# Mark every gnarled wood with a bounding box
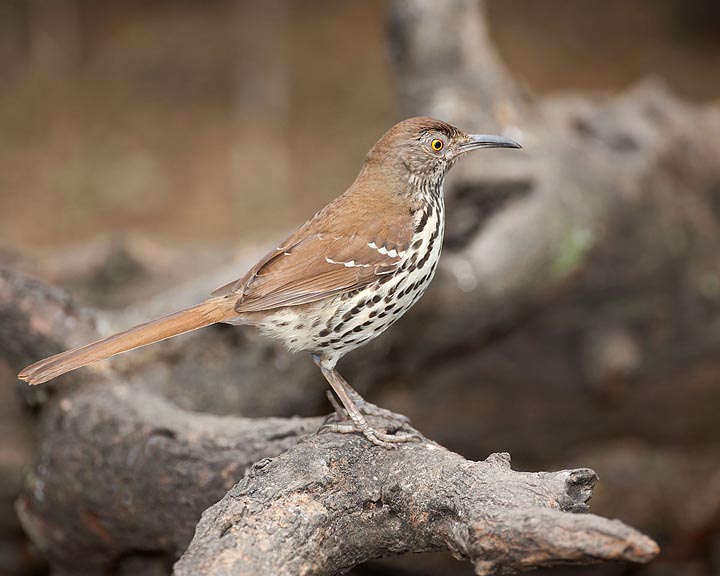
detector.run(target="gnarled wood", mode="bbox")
[0,268,657,575]
[176,438,657,576]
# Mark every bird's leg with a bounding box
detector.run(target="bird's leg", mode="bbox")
[316,364,418,449]
[340,380,411,424]
[324,390,347,420]
[313,355,410,424]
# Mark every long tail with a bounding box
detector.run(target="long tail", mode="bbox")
[18,297,237,385]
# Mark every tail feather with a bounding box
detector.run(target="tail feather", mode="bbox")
[18,297,237,385]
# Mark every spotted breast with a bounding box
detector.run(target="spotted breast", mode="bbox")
[254,184,445,370]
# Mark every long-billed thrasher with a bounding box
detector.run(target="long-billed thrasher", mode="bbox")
[19,117,521,448]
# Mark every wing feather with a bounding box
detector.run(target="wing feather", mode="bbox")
[228,234,405,313]
[211,186,417,311]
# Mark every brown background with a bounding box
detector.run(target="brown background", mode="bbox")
[1,0,719,255]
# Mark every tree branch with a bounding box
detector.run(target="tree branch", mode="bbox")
[1,267,658,574]
[387,0,524,127]
[15,385,322,574]
[175,437,657,576]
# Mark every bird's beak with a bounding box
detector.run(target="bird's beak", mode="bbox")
[460,134,522,152]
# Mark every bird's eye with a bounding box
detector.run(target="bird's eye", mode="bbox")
[431,139,444,151]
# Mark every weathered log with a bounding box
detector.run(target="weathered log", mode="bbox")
[15,385,322,574]
[175,437,657,576]
[0,268,658,575]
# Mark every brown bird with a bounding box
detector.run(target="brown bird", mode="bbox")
[19,117,520,448]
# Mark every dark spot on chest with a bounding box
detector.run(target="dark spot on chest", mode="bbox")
[415,208,431,233]
[416,243,434,269]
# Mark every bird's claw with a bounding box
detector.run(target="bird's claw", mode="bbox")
[324,390,411,424]
[353,401,412,424]
[318,420,421,449]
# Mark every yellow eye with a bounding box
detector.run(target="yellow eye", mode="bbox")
[431,138,444,151]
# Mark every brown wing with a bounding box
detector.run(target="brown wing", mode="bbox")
[211,162,418,311]
[223,233,403,313]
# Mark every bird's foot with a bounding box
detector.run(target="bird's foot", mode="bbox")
[324,391,411,424]
[320,420,420,449]
[318,409,421,449]
[353,399,412,424]
[316,364,418,448]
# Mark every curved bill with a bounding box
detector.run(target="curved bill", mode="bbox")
[461,134,522,151]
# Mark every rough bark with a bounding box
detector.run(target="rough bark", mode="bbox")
[0,268,657,575]
[176,441,656,576]
[15,384,321,574]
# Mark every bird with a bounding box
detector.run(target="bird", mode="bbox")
[18,117,521,448]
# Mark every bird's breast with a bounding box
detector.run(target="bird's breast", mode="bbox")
[306,192,445,362]
[249,189,446,368]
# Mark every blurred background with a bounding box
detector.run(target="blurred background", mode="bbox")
[1,0,719,254]
[1,0,720,575]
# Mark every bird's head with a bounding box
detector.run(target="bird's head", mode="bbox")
[366,116,521,181]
